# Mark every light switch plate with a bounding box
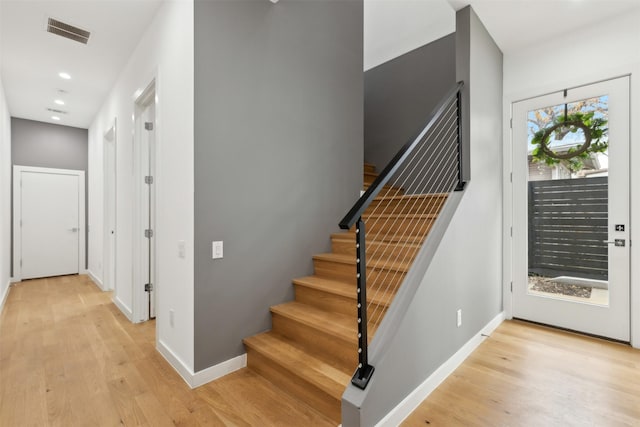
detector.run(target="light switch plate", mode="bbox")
[212,241,223,259]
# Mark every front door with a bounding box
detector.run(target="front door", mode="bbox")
[512,77,630,341]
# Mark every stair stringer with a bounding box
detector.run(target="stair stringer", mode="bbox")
[341,188,466,426]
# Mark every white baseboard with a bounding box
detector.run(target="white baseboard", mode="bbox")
[86,270,105,291]
[376,311,505,427]
[112,295,134,322]
[157,339,246,389]
[0,280,11,315]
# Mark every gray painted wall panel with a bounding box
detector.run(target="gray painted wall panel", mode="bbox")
[11,118,88,271]
[364,34,455,169]
[343,7,503,425]
[193,0,363,371]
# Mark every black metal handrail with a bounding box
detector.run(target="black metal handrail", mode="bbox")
[340,81,466,390]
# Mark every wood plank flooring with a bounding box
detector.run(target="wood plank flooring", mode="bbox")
[403,320,640,426]
[0,275,334,426]
[3,275,640,426]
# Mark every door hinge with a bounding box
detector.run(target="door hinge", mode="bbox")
[145,176,154,184]
[144,229,153,238]
[20,259,22,267]
[510,226,513,237]
[510,172,513,183]
[510,118,513,129]
[145,122,154,131]
[145,283,153,292]
[510,282,513,292]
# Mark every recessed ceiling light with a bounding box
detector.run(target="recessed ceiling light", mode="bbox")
[51,116,61,121]
[58,72,71,80]
[54,99,65,105]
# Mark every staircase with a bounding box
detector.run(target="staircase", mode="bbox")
[243,163,447,424]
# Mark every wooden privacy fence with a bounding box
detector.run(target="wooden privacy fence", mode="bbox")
[528,177,608,280]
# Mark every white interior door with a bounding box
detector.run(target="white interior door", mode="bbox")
[143,101,156,319]
[512,77,630,341]
[15,167,85,280]
[104,123,117,291]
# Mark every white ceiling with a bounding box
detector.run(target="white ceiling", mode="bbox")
[365,0,640,71]
[0,0,163,129]
[2,1,639,128]
[448,0,640,53]
[364,0,455,70]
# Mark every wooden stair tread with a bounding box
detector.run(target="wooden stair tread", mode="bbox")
[271,302,356,343]
[331,232,425,245]
[243,332,351,400]
[363,213,438,220]
[364,163,376,173]
[373,193,448,202]
[313,252,411,272]
[293,275,394,307]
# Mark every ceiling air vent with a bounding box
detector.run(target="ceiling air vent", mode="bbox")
[47,108,68,115]
[46,18,90,45]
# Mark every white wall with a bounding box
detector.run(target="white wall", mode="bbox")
[503,9,640,346]
[0,77,11,309]
[88,0,194,371]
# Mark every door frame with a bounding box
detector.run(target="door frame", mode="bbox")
[103,120,117,291]
[503,67,640,348]
[132,79,157,323]
[12,165,86,282]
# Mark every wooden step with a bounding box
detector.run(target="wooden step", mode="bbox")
[331,233,422,262]
[364,183,404,197]
[358,213,437,237]
[364,171,378,185]
[270,302,357,371]
[335,231,427,246]
[293,275,393,318]
[313,252,409,289]
[243,332,350,423]
[366,193,448,216]
[364,163,376,174]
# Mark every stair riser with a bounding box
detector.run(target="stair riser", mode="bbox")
[365,197,446,216]
[364,174,377,185]
[332,238,420,261]
[294,284,389,320]
[246,349,341,423]
[364,186,404,197]
[354,219,434,237]
[313,259,405,289]
[364,164,376,174]
[271,313,356,371]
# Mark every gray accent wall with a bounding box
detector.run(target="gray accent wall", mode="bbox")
[364,34,455,170]
[11,118,89,270]
[193,0,363,371]
[343,6,503,425]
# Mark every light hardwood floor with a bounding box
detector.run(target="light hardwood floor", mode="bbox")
[403,319,640,426]
[3,275,640,426]
[0,275,334,426]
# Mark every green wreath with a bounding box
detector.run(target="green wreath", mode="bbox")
[530,111,608,173]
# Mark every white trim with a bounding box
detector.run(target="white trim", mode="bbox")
[502,96,514,320]
[0,281,10,315]
[12,165,86,282]
[86,270,105,291]
[112,295,134,322]
[375,311,505,427]
[157,340,247,389]
[132,79,157,323]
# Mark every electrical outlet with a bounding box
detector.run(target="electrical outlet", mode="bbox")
[457,309,462,327]
[169,309,175,328]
